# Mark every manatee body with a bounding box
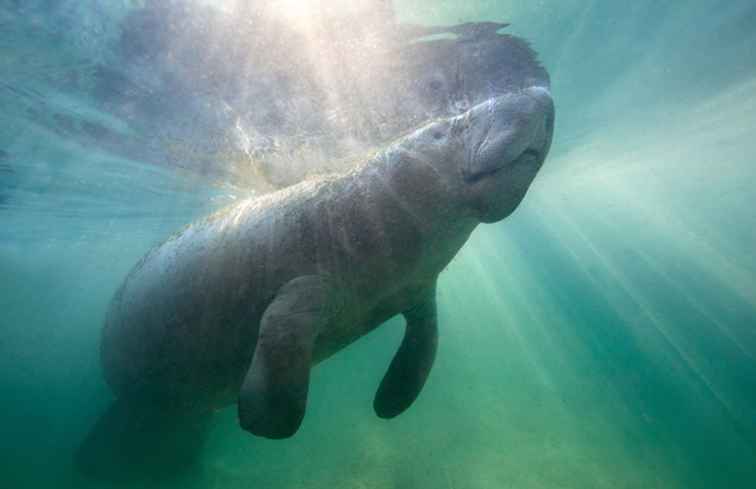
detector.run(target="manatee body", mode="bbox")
[93,86,554,447]
[80,86,553,475]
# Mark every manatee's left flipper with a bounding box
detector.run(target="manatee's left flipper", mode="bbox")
[374,286,438,419]
[239,275,331,439]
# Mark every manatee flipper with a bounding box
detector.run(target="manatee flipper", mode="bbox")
[374,286,438,419]
[238,275,331,439]
[75,397,212,480]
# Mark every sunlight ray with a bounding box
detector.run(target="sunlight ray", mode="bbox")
[544,201,745,433]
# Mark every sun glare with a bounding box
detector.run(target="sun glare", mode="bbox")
[213,0,384,26]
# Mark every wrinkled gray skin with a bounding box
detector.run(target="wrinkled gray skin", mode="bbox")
[97,1,549,188]
[100,86,554,440]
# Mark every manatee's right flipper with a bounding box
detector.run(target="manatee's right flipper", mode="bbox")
[75,398,212,481]
[238,275,331,439]
[374,286,438,418]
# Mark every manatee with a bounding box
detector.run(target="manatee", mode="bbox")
[77,83,554,475]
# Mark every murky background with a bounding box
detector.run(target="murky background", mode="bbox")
[2,1,755,488]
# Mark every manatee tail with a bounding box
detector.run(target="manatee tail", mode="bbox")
[75,398,213,481]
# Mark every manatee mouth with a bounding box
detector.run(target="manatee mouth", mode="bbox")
[464,147,541,183]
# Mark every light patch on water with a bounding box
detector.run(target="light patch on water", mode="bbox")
[538,74,756,312]
[212,0,392,24]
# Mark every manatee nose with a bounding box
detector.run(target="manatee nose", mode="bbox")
[464,87,554,181]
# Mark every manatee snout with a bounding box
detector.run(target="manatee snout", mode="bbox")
[463,86,554,182]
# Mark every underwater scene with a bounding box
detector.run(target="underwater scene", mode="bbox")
[1,1,755,488]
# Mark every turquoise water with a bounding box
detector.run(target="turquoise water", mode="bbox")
[2,1,756,488]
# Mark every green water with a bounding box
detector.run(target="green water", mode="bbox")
[2,1,756,488]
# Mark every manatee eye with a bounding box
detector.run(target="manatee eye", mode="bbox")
[433,131,444,140]
[429,80,443,91]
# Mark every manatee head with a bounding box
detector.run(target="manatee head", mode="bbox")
[395,85,554,223]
